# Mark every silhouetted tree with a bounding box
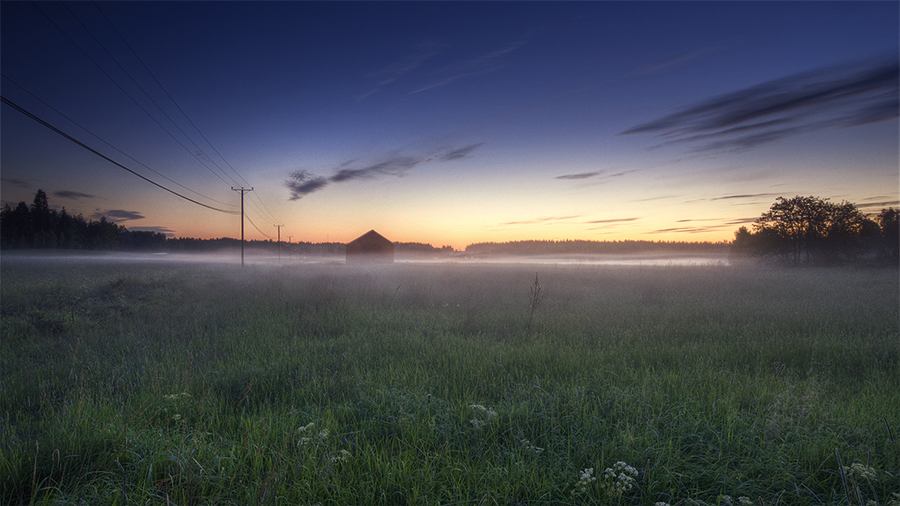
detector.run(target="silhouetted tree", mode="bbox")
[0,201,32,247]
[733,196,892,266]
[1,189,165,251]
[876,207,899,263]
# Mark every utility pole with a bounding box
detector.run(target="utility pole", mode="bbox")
[274,224,284,261]
[231,187,253,266]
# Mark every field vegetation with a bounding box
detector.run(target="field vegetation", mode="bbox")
[1,254,898,505]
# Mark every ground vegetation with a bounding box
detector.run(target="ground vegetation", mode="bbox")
[1,257,897,505]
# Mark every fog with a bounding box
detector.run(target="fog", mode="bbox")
[0,250,730,267]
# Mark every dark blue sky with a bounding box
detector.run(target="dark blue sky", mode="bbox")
[2,1,897,247]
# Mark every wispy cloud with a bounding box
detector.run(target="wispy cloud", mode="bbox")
[621,56,899,153]
[361,41,444,99]
[625,42,725,79]
[437,143,484,161]
[502,215,581,226]
[286,142,485,200]
[0,177,30,189]
[92,209,145,222]
[410,40,525,94]
[126,225,175,236]
[54,190,96,200]
[710,193,782,201]
[555,171,601,180]
[584,217,640,224]
[555,169,637,181]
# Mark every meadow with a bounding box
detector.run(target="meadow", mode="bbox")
[1,253,898,505]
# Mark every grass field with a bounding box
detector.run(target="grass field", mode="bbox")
[1,254,898,505]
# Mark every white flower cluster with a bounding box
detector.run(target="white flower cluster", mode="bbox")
[600,461,639,496]
[469,404,497,427]
[572,467,597,494]
[297,422,329,445]
[655,502,671,506]
[845,462,878,482]
[163,392,191,401]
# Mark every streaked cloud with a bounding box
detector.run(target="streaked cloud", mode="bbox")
[126,225,175,235]
[410,40,525,94]
[710,193,782,201]
[92,209,145,222]
[555,171,601,180]
[286,142,485,200]
[54,190,96,200]
[437,143,484,161]
[0,177,29,189]
[625,42,724,78]
[621,56,899,153]
[361,41,444,99]
[584,217,640,224]
[502,215,581,226]
[555,170,637,181]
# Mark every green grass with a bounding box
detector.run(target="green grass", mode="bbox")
[1,255,898,505]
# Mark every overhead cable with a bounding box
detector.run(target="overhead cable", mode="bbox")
[1,73,237,209]
[1,96,240,216]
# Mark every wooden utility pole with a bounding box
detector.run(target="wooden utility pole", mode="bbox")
[274,224,284,261]
[231,187,253,266]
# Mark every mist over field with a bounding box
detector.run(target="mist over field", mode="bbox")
[1,252,897,505]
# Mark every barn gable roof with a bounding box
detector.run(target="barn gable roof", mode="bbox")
[346,229,394,263]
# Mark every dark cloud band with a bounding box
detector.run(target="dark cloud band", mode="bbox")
[621,56,899,153]
[286,143,485,200]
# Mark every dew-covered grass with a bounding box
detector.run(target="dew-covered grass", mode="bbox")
[1,254,897,505]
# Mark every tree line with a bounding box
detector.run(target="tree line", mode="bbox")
[0,190,166,251]
[731,196,898,266]
[3,190,897,265]
[464,239,730,256]
[0,190,454,255]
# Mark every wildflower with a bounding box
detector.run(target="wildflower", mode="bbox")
[163,392,191,401]
[521,439,543,454]
[845,462,878,482]
[655,503,671,506]
[572,467,596,494]
[469,404,496,427]
[600,461,638,496]
[297,422,328,446]
[738,497,753,506]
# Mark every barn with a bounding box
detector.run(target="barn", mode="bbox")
[346,230,394,264]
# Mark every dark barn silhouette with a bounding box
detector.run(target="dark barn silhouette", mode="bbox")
[346,230,394,264]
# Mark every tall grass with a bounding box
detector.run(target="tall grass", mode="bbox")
[1,255,898,505]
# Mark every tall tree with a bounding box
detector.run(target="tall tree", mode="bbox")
[749,196,870,265]
[876,207,899,262]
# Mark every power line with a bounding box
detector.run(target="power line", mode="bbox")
[245,213,274,240]
[1,73,237,209]
[29,1,236,186]
[24,1,285,231]
[1,95,240,216]
[91,1,284,227]
[92,1,250,188]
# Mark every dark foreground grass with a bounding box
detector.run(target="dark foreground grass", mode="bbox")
[1,254,898,505]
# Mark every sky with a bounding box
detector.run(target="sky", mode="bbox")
[1,1,898,250]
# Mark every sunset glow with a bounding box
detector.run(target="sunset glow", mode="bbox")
[2,2,897,250]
